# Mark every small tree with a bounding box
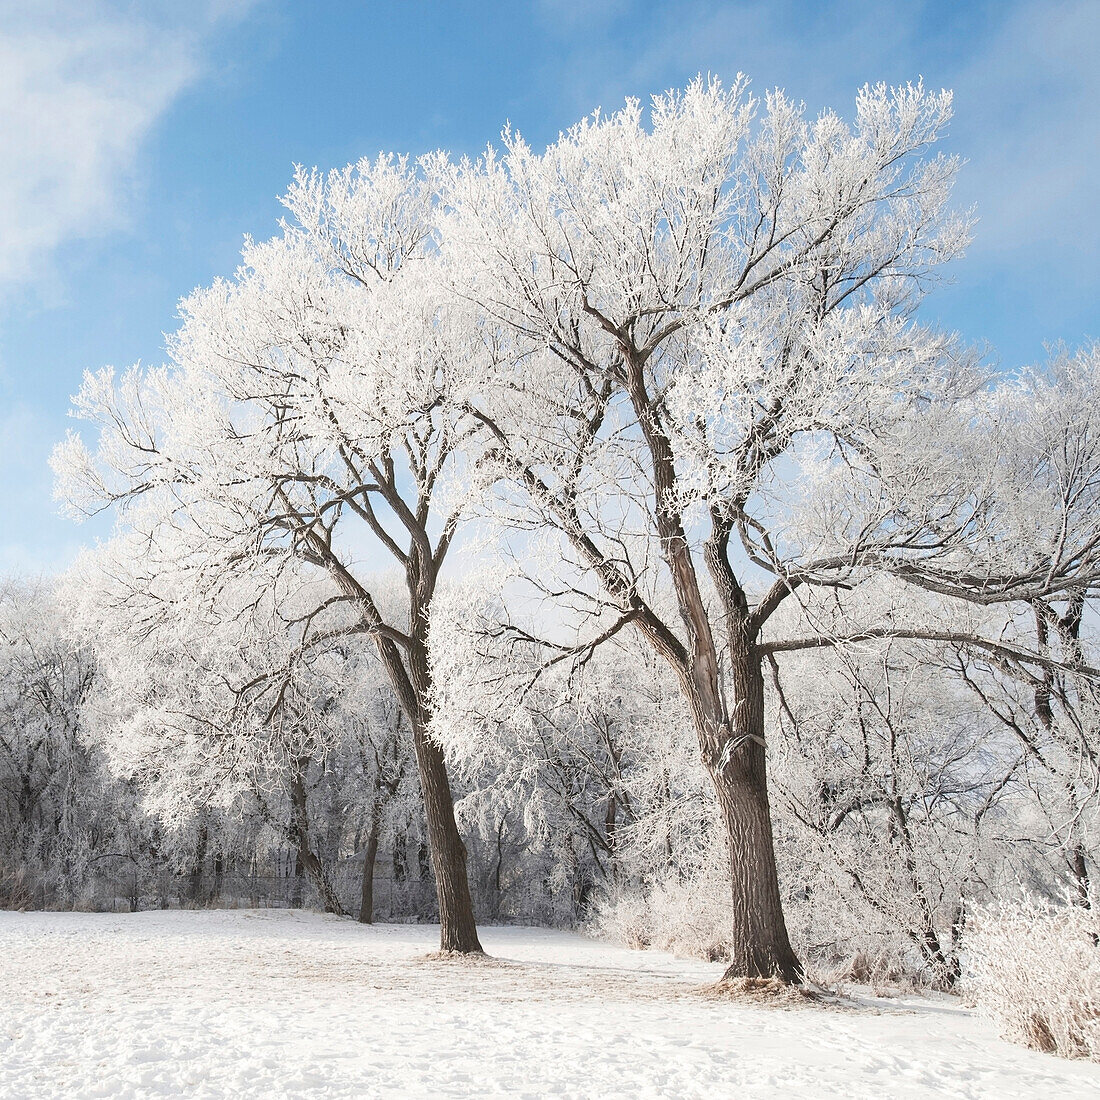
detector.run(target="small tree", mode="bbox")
[768,629,1020,988]
[54,156,493,951]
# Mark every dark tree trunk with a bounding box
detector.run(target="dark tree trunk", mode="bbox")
[288,761,346,917]
[617,348,800,983]
[918,926,960,990]
[706,647,801,983]
[1071,844,1092,908]
[359,824,381,924]
[492,813,507,916]
[311,487,481,952]
[604,793,618,855]
[187,821,208,906]
[377,607,482,953]
[410,724,483,952]
[210,850,224,905]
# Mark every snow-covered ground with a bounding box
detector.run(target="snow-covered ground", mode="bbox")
[1,910,1096,1099]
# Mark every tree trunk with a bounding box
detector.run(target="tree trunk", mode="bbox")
[391,610,483,953]
[290,850,304,908]
[619,353,799,982]
[492,812,507,918]
[211,850,224,905]
[334,544,483,952]
[187,820,207,905]
[709,755,801,981]
[410,724,483,953]
[288,761,346,917]
[319,519,482,951]
[705,646,801,983]
[359,823,381,924]
[1071,844,1092,908]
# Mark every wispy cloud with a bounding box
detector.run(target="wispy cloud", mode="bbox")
[950,0,1100,262]
[0,0,254,290]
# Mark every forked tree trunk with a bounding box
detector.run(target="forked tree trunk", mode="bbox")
[317,510,482,952]
[289,762,346,917]
[623,350,800,983]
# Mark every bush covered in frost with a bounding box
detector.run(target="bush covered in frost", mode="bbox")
[966,893,1100,1060]
[588,864,734,962]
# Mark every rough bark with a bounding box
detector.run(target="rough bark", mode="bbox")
[295,484,481,951]
[707,646,802,983]
[382,583,482,954]
[411,724,483,952]
[618,347,801,982]
[393,832,408,883]
[323,527,482,952]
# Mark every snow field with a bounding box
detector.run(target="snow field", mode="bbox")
[1,909,1097,1099]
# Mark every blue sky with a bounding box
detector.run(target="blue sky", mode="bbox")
[1,0,1097,573]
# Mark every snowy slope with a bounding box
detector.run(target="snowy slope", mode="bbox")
[0,909,1096,1099]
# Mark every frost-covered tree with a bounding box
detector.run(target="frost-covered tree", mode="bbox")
[947,603,1100,907]
[936,347,1100,906]
[442,79,1100,981]
[768,637,1021,988]
[434,583,733,940]
[53,156,495,951]
[0,579,101,905]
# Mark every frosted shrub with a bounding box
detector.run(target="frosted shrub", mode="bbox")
[782,893,928,992]
[0,866,35,910]
[590,864,734,962]
[966,893,1100,1059]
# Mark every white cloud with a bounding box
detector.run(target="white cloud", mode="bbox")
[0,0,253,289]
